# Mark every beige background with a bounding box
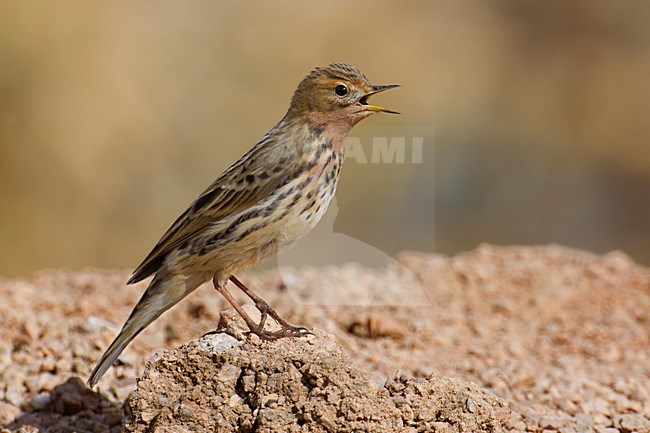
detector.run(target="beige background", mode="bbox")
[1,1,649,276]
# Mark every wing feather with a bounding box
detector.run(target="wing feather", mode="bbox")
[128,137,299,284]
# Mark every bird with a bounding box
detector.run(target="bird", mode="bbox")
[87,63,399,388]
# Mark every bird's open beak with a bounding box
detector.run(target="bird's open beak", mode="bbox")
[358,84,400,114]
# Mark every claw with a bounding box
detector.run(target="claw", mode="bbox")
[248,325,312,341]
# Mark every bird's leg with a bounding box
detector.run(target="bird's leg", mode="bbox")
[212,276,264,334]
[229,275,311,339]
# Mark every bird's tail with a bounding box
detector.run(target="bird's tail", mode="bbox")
[87,272,208,388]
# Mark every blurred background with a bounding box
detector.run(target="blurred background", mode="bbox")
[1,1,649,277]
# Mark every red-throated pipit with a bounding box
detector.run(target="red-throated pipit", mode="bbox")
[87,63,399,387]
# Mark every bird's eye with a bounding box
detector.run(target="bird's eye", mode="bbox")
[334,84,348,96]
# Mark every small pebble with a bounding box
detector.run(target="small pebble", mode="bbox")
[30,392,52,410]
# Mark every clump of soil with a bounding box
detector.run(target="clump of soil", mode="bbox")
[126,330,510,432]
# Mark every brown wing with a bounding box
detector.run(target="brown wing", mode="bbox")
[128,139,298,284]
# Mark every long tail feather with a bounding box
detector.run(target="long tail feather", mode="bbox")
[87,272,207,388]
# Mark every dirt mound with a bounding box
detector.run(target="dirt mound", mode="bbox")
[126,330,509,432]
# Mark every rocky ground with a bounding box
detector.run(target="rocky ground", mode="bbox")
[0,245,649,432]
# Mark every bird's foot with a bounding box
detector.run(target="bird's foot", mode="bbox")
[247,300,312,340]
[247,324,312,340]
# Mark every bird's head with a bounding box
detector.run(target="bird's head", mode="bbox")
[288,63,399,131]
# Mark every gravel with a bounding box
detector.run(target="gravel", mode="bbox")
[0,245,648,432]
